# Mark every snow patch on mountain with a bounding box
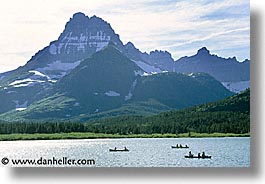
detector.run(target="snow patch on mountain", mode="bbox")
[186,72,196,78]
[88,31,111,41]
[48,79,57,83]
[134,70,143,76]
[222,81,250,93]
[38,60,81,72]
[9,78,45,88]
[14,100,28,111]
[95,41,108,52]
[49,31,111,55]
[142,72,152,76]
[142,71,168,77]
[29,70,50,79]
[105,91,120,97]
[36,60,81,79]
[9,79,34,86]
[15,107,27,111]
[125,79,137,101]
[131,60,162,73]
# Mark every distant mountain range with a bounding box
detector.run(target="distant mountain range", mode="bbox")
[0,12,249,122]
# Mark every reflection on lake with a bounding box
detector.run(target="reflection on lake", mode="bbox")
[0,137,250,167]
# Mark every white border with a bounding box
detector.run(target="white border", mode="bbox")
[0,0,264,183]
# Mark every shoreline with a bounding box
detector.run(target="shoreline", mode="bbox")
[0,132,250,141]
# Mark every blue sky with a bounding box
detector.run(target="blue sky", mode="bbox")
[0,0,250,73]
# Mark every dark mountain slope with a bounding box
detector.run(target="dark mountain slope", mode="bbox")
[132,72,233,109]
[87,89,250,134]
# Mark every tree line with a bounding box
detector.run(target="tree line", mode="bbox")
[0,111,249,135]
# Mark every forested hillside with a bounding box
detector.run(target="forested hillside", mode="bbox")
[85,89,250,134]
[0,89,249,135]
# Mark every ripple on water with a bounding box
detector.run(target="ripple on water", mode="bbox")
[0,137,250,167]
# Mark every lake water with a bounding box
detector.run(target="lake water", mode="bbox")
[0,137,250,167]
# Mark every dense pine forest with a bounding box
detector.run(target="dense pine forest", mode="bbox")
[0,89,250,135]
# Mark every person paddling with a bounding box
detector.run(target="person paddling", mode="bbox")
[189,151,193,157]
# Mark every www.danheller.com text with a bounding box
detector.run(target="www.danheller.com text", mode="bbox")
[1,157,96,166]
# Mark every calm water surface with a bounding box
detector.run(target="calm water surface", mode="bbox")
[0,137,250,167]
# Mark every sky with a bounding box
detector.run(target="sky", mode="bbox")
[0,0,250,73]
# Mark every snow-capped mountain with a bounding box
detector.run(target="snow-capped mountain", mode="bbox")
[0,12,124,114]
[0,45,233,122]
[49,13,124,60]
[0,12,247,121]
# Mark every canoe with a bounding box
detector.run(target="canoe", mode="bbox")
[109,149,129,152]
[171,146,189,149]
[184,155,211,159]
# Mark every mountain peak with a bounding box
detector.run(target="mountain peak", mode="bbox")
[72,12,87,20]
[62,12,90,33]
[125,42,136,49]
[197,47,210,56]
[62,12,116,36]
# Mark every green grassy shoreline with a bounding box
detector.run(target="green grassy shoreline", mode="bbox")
[0,132,250,141]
